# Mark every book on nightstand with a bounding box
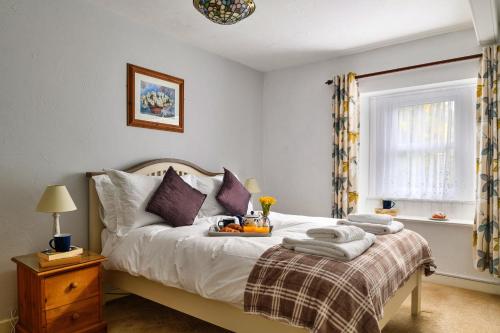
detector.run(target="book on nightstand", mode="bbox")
[37,246,83,261]
[38,255,82,268]
[37,246,84,268]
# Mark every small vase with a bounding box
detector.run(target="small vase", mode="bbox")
[262,214,271,230]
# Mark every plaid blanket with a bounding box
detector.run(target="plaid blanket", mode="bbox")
[244,229,435,333]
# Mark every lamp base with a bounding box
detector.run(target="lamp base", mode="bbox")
[53,212,61,236]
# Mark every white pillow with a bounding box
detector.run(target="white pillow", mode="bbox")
[105,170,163,236]
[247,200,254,214]
[105,169,196,236]
[92,175,118,232]
[193,175,225,217]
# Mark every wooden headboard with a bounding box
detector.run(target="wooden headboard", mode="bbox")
[85,158,222,253]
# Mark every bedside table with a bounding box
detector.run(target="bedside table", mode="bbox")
[12,251,107,333]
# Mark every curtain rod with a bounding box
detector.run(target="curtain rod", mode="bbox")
[324,53,482,85]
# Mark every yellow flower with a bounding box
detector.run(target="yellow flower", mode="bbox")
[259,196,277,206]
[343,100,349,111]
[348,192,359,203]
[476,84,483,98]
[348,72,357,83]
[260,196,277,217]
[348,131,358,144]
[342,161,349,172]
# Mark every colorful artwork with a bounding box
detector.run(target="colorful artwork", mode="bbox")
[140,81,176,118]
[127,64,184,133]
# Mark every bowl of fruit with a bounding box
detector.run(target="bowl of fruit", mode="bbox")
[430,212,448,221]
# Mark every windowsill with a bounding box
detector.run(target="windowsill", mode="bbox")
[395,215,473,227]
[366,197,475,204]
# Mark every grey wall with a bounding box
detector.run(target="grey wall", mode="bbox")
[0,0,497,320]
[261,29,480,216]
[262,29,500,284]
[0,0,263,318]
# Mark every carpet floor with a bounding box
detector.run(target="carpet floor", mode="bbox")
[104,282,500,333]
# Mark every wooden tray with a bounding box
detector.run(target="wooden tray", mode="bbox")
[207,226,272,237]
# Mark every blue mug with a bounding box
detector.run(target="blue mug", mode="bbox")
[382,200,396,209]
[49,233,72,252]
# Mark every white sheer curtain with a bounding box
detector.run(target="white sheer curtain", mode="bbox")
[369,84,475,202]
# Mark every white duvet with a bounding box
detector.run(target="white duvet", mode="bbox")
[102,212,336,307]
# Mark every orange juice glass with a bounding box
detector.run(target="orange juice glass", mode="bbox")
[243,225,257,233]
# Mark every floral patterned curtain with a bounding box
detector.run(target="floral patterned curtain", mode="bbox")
[331,73,359,218]
[474,45,500,277]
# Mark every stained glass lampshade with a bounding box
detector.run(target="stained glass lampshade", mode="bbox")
[193,0,256,25]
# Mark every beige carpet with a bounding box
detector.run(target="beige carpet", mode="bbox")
[104,282,500,333]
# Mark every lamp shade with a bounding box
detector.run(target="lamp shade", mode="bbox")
[36,185,77,213]
[244,178,261,194]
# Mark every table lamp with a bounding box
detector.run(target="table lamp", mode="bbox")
[244,178,261,208]
[36,185,77,236]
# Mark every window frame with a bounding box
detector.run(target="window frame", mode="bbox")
[367,80,476,203]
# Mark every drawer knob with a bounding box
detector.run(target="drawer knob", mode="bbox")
[72,312,80,320]
[69,282,78,289]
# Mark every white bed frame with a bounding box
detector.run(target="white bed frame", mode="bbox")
[86,158,422,332]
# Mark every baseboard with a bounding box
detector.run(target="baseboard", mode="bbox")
[426,272,500,295]
[0,318,14,333]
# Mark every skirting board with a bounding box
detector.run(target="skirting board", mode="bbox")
[426,273,500,295]
[0,318,14,333]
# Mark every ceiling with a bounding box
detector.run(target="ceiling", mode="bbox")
[88,0,474,72]
[469,0,499,45]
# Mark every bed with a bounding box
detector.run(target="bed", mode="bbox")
[86,158,424,333]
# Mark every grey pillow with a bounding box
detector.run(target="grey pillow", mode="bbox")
[146,167,206,227]
[216,168,251,216]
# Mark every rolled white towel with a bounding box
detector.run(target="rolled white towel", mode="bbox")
[282,233,376,261]
[347,213,393,225]
[306,226,365,243]
[338,219,404,235]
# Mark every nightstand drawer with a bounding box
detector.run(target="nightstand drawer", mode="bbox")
[45,296,100,332]
[44,266,99,309]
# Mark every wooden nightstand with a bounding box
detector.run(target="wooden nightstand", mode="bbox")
[12,251,107,333]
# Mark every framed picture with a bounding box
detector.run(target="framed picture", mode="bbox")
[127,63,184,133]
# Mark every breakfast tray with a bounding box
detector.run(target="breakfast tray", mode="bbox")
[207,225,272,237]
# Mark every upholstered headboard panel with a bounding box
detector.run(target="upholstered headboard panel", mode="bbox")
[86,158,222,253]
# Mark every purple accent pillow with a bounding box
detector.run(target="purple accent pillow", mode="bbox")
[146,167,206,227]
[216,168,251,216]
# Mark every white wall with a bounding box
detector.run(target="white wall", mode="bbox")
[0,1,497,321]
[0,0,263,318]
[262,29,480,215]
[262,29,498,284]
[401,221,496,285]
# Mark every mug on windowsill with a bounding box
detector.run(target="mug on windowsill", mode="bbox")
[382,200,396,210]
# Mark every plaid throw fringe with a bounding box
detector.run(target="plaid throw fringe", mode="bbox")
[244,230,435,333]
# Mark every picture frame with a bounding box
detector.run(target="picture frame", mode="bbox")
[127,63,184,133]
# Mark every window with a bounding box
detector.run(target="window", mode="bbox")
[369,82,475,202]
